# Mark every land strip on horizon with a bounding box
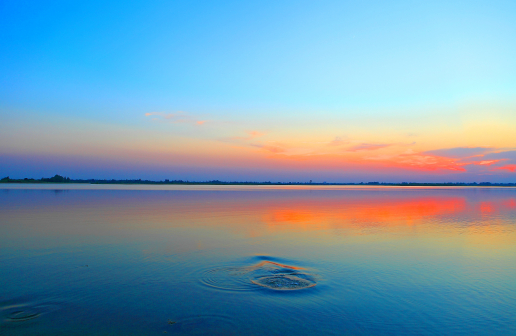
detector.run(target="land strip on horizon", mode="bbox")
[1,175,515,187]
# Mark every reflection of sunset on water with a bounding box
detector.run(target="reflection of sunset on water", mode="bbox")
[508,198,516,208]
[1,187,516,336]
[2,189,515,244]
[480,202,494,214]
[264,197,467,232]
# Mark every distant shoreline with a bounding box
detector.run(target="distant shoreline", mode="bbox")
[1,175,515,187]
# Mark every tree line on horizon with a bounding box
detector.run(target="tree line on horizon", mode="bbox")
[1,174,71,183]
[1,174,515,186]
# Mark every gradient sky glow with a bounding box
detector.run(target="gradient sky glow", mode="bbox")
[1,0,516,182]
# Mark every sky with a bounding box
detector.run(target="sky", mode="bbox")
[1,0,516,182]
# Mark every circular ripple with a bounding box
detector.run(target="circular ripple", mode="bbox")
[1,300,61,325]
[251,274,316,290]
[199,267,256,292]
[200,259,319,292]
[7,310,40,322]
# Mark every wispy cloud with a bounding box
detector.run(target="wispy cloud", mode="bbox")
[395,153,467,171]
[477,160,502,166]
[481,150,516,161]
[328,136,349,146]
[492,164,516,172]
[421,148,516,172]
[423,147,494,158]
[347,143,392,152]
[250,142,315,156]
[219,130,266,143]
[251,143,286,154]
[144,111,207,125]
[363,147,468,172]
[380,147,516,173]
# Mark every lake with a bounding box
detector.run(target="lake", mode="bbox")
[1,185,515,335]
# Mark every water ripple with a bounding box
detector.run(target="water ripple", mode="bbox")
[0,298,61,325]
[199,256,319,292]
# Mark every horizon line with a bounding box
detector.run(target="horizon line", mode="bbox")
[1,175,515,186]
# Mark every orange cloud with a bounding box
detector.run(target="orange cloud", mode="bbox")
[398,156,467,171]
[477,160,501,165]
[363,150,468,172]
[251,143,286,154]
[247,131,265,138]
[492,164,516,172]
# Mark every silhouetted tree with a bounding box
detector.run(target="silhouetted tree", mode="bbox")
[44,174,70,183]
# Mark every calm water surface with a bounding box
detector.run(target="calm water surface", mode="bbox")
[1,185,515,335]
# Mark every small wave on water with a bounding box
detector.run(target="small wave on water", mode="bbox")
[0,298,61,326]
[199,256,318,292]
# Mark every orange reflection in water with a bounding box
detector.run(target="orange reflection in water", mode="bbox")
[508,198,516,208]
[480,202,494,214]
[263,197,467,233]
[2,189,515,243]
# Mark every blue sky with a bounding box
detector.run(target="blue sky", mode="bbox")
[1,0,515,181]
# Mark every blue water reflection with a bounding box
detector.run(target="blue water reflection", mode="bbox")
[1,186,515,335]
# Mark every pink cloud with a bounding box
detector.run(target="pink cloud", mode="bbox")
[492,164,516,172]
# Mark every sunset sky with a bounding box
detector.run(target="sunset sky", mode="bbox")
[1,0,515,182]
